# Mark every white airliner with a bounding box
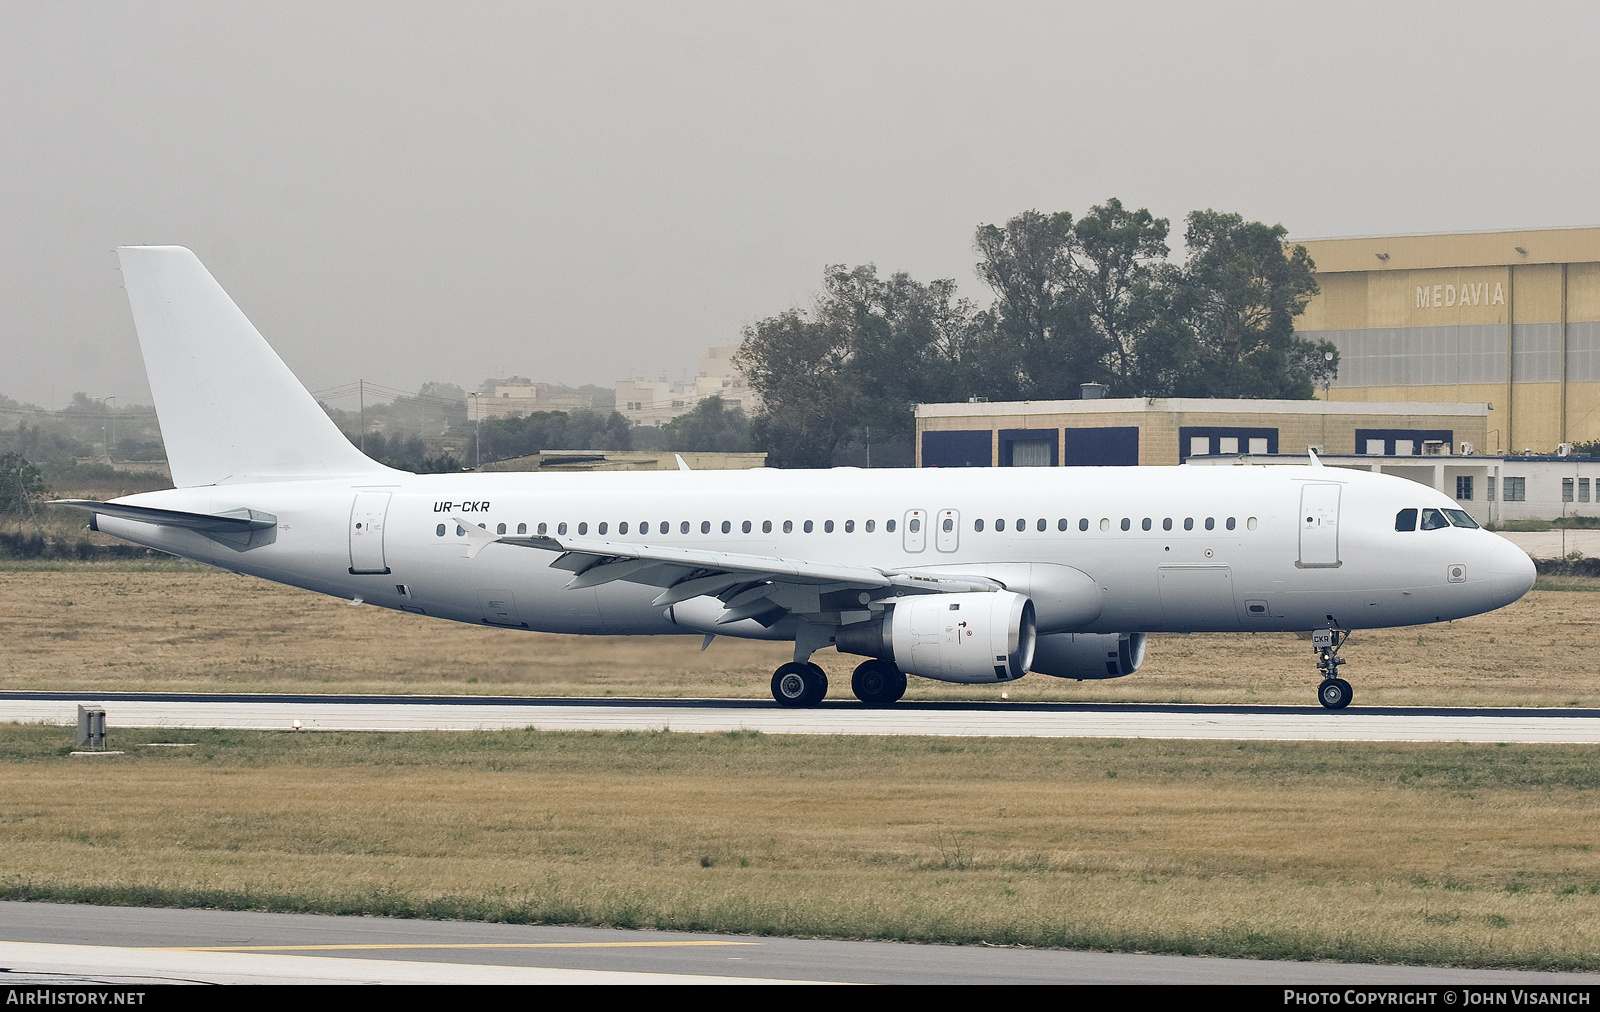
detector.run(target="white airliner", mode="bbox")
[55,247,1536,710]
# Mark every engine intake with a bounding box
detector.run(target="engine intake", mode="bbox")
[835,591,1036,684]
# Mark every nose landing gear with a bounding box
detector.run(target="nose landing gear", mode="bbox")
[1313,621,1352,709]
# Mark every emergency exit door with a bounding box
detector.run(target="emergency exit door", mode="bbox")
[1298,483,1341,568]
[349,492,392,574]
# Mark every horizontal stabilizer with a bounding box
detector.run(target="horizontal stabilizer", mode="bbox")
[51,499,278,532]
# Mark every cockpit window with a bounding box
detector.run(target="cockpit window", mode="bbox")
[1395,508,1417,532]
[1420,507,1450,530]
[1443,508,1480,529]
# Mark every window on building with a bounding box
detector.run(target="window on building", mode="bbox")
[1395,440,1415,456]
[1486,477,1496,501]
[1219,437,1239,454]
[1248,437,1269,454]
[1366,439,1386,455]
[1190,436,1210,457]
[1581,478,1592,503]
[1563,478,1575,503]
[1455,476,1473,501]
[1504,477,1526,502]
[1009,439,1053,466]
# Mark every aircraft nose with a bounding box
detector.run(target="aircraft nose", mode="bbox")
[1488,539,1536,606]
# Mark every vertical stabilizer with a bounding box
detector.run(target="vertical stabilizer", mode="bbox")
[117,246,396,487]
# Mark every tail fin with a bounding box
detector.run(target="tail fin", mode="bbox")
[117,246,396,487]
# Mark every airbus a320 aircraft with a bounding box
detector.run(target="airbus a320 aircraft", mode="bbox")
[56,247,1536,710]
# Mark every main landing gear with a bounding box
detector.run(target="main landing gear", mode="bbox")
[850,659,907,707]
[1313,621,1352,710]
[771,662,828,707]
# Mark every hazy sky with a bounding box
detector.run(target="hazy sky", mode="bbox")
[3,1,1598,408]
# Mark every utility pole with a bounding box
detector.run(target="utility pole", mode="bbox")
[359,379,366,454]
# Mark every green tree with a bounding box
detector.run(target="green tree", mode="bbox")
[736,264,982,467]
[0,453,48,514]
[1162,210,1332,398]
[1072,198,1171,393]
[971,210,1095,398]
[657,396,753,453]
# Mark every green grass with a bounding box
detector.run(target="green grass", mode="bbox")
[5,725,1600,969]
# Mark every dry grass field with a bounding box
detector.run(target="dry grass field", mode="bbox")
[2,725,1599,969]
[1,561,1596,706]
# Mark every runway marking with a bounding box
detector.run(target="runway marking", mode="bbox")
[168,940,761,952]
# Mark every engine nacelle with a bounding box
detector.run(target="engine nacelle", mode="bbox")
[836,591,1036,684]
[1030,632,1147,680]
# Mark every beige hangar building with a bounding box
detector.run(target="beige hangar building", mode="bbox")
[1295,225,1600,454]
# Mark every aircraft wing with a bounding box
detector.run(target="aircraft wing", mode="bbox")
[449,517,1000,624]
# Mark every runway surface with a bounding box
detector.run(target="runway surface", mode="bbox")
[3,902,1598,985]
[6,691,1600,743]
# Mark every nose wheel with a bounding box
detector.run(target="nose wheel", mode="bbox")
[1313,622,1352,709]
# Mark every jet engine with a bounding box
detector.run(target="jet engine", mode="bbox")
[835,591,1036,683]
[1030,632,1147,680]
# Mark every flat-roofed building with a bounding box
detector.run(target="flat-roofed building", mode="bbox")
[1293,226,1600,454]
[916,397,1488,468]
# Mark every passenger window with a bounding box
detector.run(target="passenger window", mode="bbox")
[456,525,465,537]
[1184,518,1193,530]
[943,518,952,533]
[975,519,985,532]
[996,519,1006,532]
[517,523,527,535]
[619,522,629,535]
[1015,518,1024,531]
[722,521,732,534]
[436,524,446,537]
[866,520,875,532]
[742,521,751,533]
[1100,518,1110,531]
[1141,518,1151,531]
[597,522,607,535]
[558,522,568,535]
[496,523,506,535]
[1036,518,1045,532]
[538,522,548,535]
[845,520,855,533]
[1163,518,1172,531]
[909,519,921,533]
[1420,508,1450,531]
[887,519,896,533]
[1394,508,1417,531]
[763,520,772,533]
[578,522,588,535]
[1058,518,1068,531]
[1226,517,1236,531]
[804,520,814,533]
[1079,518,1089,531]
[679,521,689,534]
[1205,518,1215,531]
[1247,517,1258,530]
[825,520,835,533]
[784,520,793,533]
[1444,509,1479,529]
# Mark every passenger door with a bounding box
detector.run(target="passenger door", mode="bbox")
[1298,484,1342,568]
[348,492,392,574]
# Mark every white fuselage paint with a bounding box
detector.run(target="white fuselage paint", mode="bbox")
[94,464,1534,644]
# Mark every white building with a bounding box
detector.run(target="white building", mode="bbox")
[617,345,759,427]
[1187,451,1600,526]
